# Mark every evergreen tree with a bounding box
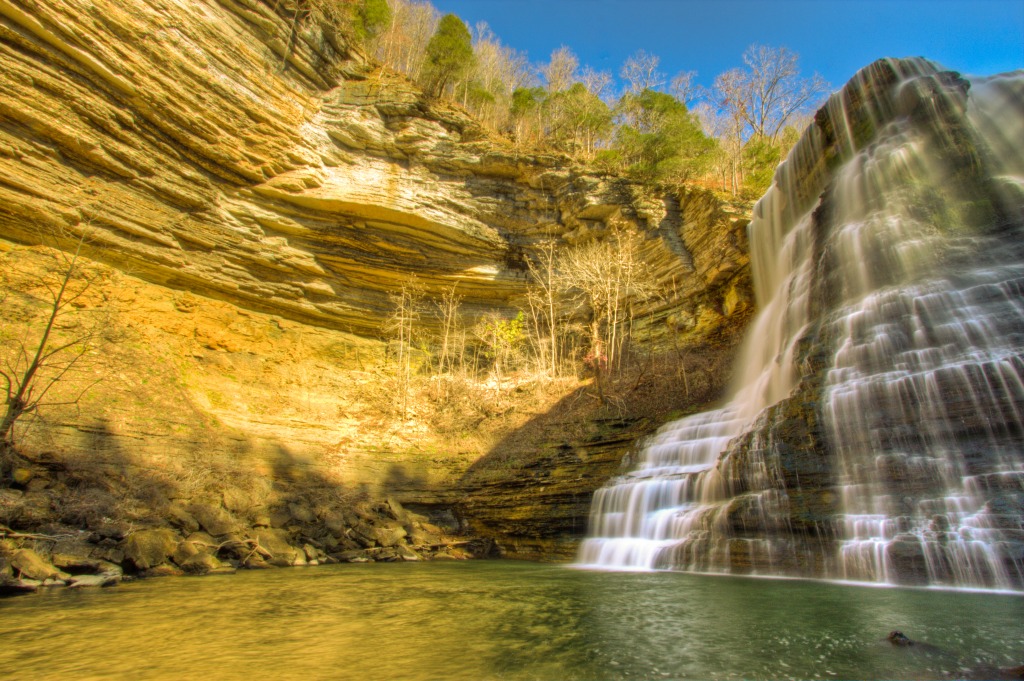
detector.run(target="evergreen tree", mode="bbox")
[611,89,716,183]
[548,83,613,158]
[422,13,474,97]
[353,0,391,44]
[740,136,781,198]
[510,86,547,143]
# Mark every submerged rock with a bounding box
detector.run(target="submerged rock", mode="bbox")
[67,573,121,588]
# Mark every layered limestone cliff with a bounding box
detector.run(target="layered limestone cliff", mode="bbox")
[0,0,752,570]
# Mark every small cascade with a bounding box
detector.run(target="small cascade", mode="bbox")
[579,406,743,569]
[577,115,824,572]
[578,59,1024,590]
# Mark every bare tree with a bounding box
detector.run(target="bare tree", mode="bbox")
[694,99,745,194]
[542,45,578,93]
[374,0,440,81]
[555,226,658,402]
[715,44,828,144]
[1,232,113,445]
[465,22,533,129]
[580,66,614,103]
[669,70,698,105]
[524,237,563,378]
[620,50,665,94]
[382,276,423,418]
[433,283,463,377]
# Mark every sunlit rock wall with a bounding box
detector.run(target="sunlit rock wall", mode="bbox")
[0,0,752,554]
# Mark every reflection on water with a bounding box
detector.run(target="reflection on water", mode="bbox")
[0,562,1020,680]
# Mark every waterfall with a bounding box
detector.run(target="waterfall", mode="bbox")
[577,60,1024,591]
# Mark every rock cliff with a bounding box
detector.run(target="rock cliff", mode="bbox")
[0,0,752,569]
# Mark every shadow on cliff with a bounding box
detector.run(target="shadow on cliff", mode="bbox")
[2,415,369,537]
[4,418,187,530]
[450,342,744,558]
[265,440,368,510]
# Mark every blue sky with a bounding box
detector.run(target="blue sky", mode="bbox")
[430,0,1023,95]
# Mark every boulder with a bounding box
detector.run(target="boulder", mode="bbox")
[241,556,274,569]
[52,553,121,577]
[0,577,40,595]
[185,531,217,546]
[180,552,225,575]
[89,522,131,541]
[166,503,200,533]
[323,512,349,538]
[268,507,292,529]
[382,497,408,522]
[369,523,407,548]
[50,535,100,562]
[254,528,302,566]
[222,487,257,514]
[11,467,33,486]
[216,533,256,561]
[374,547,401,562]
[11,549,69,581]
[187,502,238,537]
[331,549,373,563]
[0,489,24,525]
[171,540,200,566]
[122,529,179,570]
[396,545,422,561]
[25,477,49,492]
[90,545,125,565]
[430,551,460,561]
[287,502,316,524]
[141,564,184,578]
[352,521,407,548]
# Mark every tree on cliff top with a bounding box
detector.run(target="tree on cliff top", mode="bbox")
[713,44,828,145]
[607,88,716,183]
[422,13,474,97]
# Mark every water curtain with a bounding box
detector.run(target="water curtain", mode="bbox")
[578,59,1024,590]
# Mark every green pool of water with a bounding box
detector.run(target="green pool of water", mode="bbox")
[1,561,1020,680]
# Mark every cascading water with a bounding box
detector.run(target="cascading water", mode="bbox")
[578,59,1024,590]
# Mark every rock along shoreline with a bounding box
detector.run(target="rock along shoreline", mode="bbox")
[1,495,493,598]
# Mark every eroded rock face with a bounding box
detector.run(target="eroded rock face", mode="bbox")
[0,0,747,337]
[0,0,753,561]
